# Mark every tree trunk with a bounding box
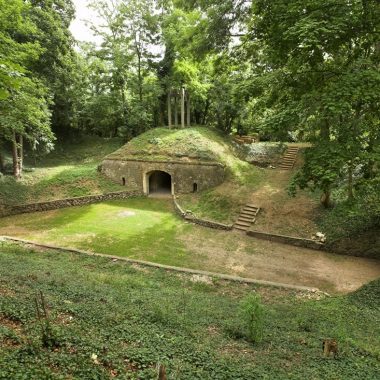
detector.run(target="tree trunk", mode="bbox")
[0,149,4,173]
[167,90,172,128]
[321,188,332,208]
[12,132,21,179]
[186,92,191,127]
[137,53,143,103]
[347,160,354,201]
[17,134,23,173]
[320,119,330,141]
[181,87,185,128]
[174,95,178,126]
[202,99,210,125]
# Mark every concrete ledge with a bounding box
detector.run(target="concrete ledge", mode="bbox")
[1,236,323,293]
[0,190,143,218]
[247,230,325,251]
[173,197,233,231]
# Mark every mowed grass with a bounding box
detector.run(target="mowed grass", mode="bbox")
[0,136,124,207]
[0,198,197,267]
[0,242,379,379]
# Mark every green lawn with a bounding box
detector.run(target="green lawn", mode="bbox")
[0,136,124,207]
[0,198,197,268]
[0,242,379,379]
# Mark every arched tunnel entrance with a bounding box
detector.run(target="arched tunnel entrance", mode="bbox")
[148,171,172,195]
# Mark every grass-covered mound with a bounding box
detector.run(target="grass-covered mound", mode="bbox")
[106,127,266,224]
[0,242,379,379]
[106,126,237,163]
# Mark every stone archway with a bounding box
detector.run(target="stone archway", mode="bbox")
[147,170,172,195]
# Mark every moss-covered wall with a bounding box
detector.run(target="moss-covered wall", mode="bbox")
[102,159,225,194]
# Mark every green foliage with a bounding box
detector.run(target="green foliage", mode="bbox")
[0,242,379,379]
[239,293,265,344]
[317,177,380,243]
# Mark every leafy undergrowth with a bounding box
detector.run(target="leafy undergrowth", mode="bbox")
[0,242,379,379]
[0,136,124,207]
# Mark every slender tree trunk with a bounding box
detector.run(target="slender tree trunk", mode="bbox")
[186,92,191,127]
[321,187,332,208]
[12,132,21,179]
[174,94,178,126]
[17,134,23,173]
[320,119,330,141]
[167,90,172,128]
[137,52,143,103]
[0,149,4,173]
[181,87,185,128]
[202,99,210,125]
[347,160,354,201]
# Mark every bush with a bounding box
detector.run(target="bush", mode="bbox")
[239,293,265,344]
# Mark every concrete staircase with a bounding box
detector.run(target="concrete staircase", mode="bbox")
[279,146,299,170]
[234,204,260,232]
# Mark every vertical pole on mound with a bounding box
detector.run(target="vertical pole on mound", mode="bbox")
[181,86,185,128]
[186,91,191,127]
[167,90,172,128]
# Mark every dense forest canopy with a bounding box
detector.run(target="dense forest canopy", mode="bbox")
[0,0,379,232]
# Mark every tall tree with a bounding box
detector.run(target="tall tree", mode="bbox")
[0,0,53,178]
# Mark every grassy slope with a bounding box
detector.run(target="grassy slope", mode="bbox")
[0,136,125,207]
[107,126,239,162]
[1,198,379,293]
[0,242,379,379]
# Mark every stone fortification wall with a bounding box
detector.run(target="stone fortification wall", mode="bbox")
[102,158,225,194]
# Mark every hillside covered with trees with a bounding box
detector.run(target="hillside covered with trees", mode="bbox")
[0,0,379,244]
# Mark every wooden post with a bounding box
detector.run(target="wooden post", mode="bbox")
[186,91,191,127]
[181,86,185,128]
[174,92,178,127]
[167,90,172,128]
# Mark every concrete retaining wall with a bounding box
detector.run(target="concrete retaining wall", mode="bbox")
[0,190,143,218]
[247,230,325,251]
[173,197,233,231]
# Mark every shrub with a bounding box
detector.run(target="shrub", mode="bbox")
[239,293,265,344]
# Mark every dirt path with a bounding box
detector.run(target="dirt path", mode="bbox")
[180,228,380,294]
[249,153,322,238]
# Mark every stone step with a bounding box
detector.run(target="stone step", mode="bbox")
[234,204,260,230]
[244,205,259,211]
[282,157,296,161]
[234,225,248,231]
[243,212,257,217]
[235,221,251,227]
[238,216,254,223]
[243,207,258,213]
[239,212,256,218]
[241,211,257,217]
